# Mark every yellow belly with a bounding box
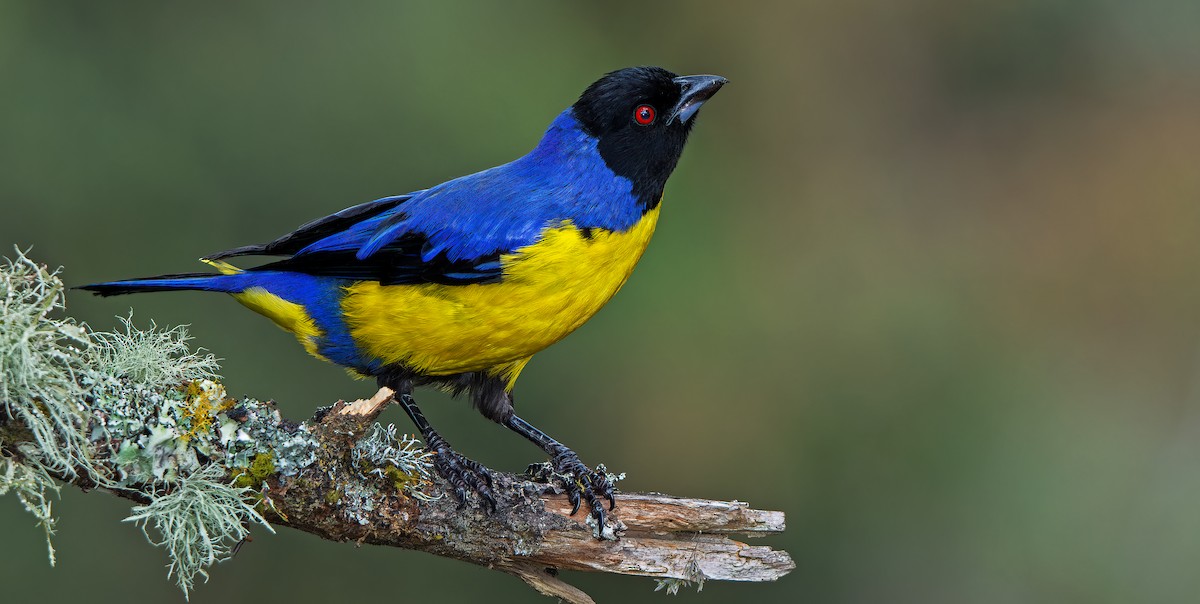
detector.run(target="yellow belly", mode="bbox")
[340,204,661,380]
[231,286,324,358]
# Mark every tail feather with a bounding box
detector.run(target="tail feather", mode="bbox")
[79,272,245,297]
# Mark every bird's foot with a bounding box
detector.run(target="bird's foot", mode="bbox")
[425,433,497,512]
[527,446,616,528]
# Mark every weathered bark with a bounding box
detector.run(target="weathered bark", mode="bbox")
[9,386,794,604]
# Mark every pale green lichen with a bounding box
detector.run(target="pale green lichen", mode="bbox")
[653,577,705,596]
[124,463,274,599]
[0,250,100,483]
[221,401,317,476]
[352,422,435,499]
[85,371,317,487]
[0,453,60,565]
[317,423,435,525]
[652,560,706,595]
[0,249,106,563]
[0,249,316,597]
[83,373,317,595]
[86,313,219,390]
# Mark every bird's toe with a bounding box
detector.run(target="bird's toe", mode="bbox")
[431,444,497,512]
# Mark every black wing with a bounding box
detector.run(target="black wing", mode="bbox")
[203,194,415,260]
[203,193,503,285]
[247,241,504,286]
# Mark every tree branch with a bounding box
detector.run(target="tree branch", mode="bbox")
[275,389,793,603]
[7,385,793,602]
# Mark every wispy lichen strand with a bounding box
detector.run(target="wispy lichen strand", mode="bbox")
[0,453,60,565]
[353,422,435,496]
[0,250,97,481]
[87,313,219,389]
[0,249,306,595]
[124,464,274,599]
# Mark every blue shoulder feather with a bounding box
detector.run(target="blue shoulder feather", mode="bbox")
[304,110,643,263]
[224,110,646,285]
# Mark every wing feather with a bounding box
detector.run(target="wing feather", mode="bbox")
[203,194,414,260]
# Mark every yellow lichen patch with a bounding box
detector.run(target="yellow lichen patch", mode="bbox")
[179,379,236,443]
[382,464,425,492]
[230,452,276,489]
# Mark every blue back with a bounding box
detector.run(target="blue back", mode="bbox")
[298,110,645,263]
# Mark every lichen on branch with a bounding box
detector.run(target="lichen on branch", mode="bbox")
[0,250,96,483]
[0,248,371,596]
[123,464,273,597]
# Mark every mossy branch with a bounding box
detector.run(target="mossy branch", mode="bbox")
[0,250,793,603]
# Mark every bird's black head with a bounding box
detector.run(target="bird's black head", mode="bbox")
[572,66,727,209]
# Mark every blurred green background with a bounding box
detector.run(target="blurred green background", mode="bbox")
[2,1,1199,602]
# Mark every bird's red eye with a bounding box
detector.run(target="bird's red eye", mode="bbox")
[634,104,656,125]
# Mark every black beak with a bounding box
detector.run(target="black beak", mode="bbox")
[669,74,728,123]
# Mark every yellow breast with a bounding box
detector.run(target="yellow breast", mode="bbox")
[340,203,662,378]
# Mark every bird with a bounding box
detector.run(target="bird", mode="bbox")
[82,66,727,529]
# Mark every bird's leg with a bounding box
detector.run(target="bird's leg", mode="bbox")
[505,415,615,528]
[393,386,496,511]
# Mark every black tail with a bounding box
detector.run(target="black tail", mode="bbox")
[78,272,241,297]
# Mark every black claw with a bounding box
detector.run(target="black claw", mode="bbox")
[603,484,616,510]
[584,489,605,528]
[594,506,607,530]
[544,447,616,531]
[430,442,497,512]
[568,488,582,515]
[505,416,617,536]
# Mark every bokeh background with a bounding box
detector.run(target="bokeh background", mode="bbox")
[2,1,1199,602]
